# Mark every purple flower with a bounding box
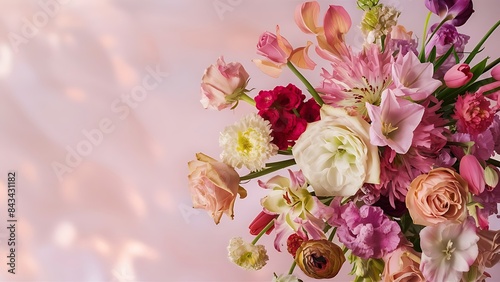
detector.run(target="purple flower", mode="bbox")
[426,23,470,78]
[425,0,474,26]
[336,203,401,259]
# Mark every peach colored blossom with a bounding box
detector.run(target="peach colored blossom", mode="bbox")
[382,245,424,282]
[188,153,246,224]
[406,168,468,226]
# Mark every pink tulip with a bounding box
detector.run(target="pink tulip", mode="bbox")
[459,154,485,195]
[444,63,473,88]
[492,65,500,80]
[248,211,276,235]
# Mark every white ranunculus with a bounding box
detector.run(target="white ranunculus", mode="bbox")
[292,105,380,196]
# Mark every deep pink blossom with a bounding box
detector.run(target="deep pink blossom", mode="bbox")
[336,202,401,259]
[453,92,496,135]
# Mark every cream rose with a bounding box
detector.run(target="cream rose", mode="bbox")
[406,168,468,226]
[188,153,246,224]
[292,106,380,196]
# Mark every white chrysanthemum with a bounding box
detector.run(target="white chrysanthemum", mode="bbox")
[272,274,301,282]
[227,237,268,270]
[220,113,278,171]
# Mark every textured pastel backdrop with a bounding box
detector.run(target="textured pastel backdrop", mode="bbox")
[0,0,499,281]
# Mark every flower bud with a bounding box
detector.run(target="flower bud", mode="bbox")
[295,239,345,279]
[444,63,473,88]
[484,165,500,188]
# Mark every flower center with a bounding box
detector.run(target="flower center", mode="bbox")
[237,130,254,155]
[381,122,398,137]
[442,240,456,260]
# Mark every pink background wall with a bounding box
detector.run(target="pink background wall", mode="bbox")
[0,0,499,281]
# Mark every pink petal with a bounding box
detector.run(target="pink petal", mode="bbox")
[252,59,283,78]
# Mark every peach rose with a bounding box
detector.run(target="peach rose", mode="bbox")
[406,168,468,226]
[188,153,246,224]
[382,246,424,282]
[200,57,249,111]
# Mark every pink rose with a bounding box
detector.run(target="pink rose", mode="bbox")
[382,245,425,282]
[200,57,249,111]
[444,63,473,88]
[188,153,246,224]
[256,30,293,64]
[406,168,469,226]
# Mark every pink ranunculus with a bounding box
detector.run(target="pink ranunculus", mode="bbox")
[453,92,496,135]
[188,153,246,224]
[200,57,250,110]
[382,245,425,282]
[444,63,473,88]
[406,168,469,226]
[459,154,486,195]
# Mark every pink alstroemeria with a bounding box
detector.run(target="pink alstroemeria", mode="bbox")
[254,26,315,78]
[420,219,479,282]
[294,1,351,60]
[392,52,442,101]
[444,63,473,88]
[459,154,486,195]
[366,89,425,154]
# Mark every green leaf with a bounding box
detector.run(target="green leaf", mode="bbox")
[427,46,437,63]
[433,45,455,72]
[464,20,500,64]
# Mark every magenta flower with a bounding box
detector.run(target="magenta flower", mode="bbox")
[453,92,496,135]
[391,52,442,101]
[420,219,479,282]
[335,202,401,259]
[366,89,425,154]
[425,0,474,26]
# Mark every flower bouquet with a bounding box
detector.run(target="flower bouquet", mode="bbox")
[187,0,500,281]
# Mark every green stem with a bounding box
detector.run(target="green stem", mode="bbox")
[278,150,293,155]
[287,61,324,106]
[485,57,500,73]
[240,159,296,181]
[486,158,500,167]
[288,261,297,275]
[328,227,337,242]
[251,219,275,245]
[239,93,256,107]
[464,20,500,64]
[418,12,432,62]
